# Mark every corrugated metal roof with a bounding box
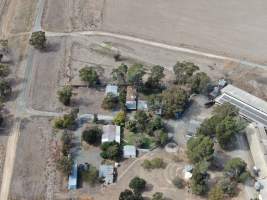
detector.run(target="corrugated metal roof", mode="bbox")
[68,163,78,190]
[221,84,267,114]
[102,125,121,143]
[123,145,136,157]
[99,165,114,184]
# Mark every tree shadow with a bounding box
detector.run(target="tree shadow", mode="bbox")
[42,42,61,53]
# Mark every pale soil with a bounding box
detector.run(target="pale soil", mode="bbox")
[9,117,59,200]
[43,0,105,32]
[42,0,267,64]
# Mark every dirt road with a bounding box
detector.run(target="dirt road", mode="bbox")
[0,121,20,200]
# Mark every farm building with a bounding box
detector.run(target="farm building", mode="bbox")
[123,145,137,158]
[126,86,137,110]
[102,125,121,144]
[99,165,114,184]
[215,84,267,126]
[68,163,78,190]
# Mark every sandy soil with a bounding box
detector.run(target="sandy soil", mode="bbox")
[43,0,105,32]
[9,117,58,200]
[43,0,267,64]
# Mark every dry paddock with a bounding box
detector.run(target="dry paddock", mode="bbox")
[29,35,267,115]
[9,117,59,200]
[43,0,267,64]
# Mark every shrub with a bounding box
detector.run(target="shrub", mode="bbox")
[61,132,72,156]
[113,111,127,126]
[79,66,99,87]
[129,176,146,194]
[56,156,73,176]
[29,31,46,49]
[57,85,72,106]
[82,126,102,145]
[0,64,9,77]
[141,158,166,170]
[81,166,100,185]
[101,93,119,110]
[223,158,247,181]
[172,177,184,189]
[208,185,224,200]
[218,177,237,197]
[100,141,121,161]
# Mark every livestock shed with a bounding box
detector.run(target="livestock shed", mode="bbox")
[215,84,267,127]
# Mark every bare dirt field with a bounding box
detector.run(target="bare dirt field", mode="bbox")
[43,0,105,32]
[9,116,59,200]
[43,0,267,64]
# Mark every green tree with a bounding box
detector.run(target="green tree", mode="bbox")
[82,126,102,145]
[187,135,214,164]
[147,116,164,134]
[127,64,145,88]
[218,177,237,197]
[191,164,208,195]
[224,158,247,181]
[57,85,72,106]
[134,111,149,132]
[161,87,189,118]
[173,61,199,84]
[113,111,127,126]
[81,166,100,185]
[216,116,240,149]
[119,189,144,200]
[0,80,11,102]
[56,156,73,176]
[197,115,220,137]
[145,65,165,89]
[154,130,168,146]
[213,102,239,119]
[53,109,78,129]
[100,141,121,161]
[79,66,99,87]
[152,192,165,200]
[0,64,9,77]
[112,63,128,85]
[208,185,224,200]
[101,93,118,110]
[29,31,46,49]
[190,72,211,94]
[129,176,146,194]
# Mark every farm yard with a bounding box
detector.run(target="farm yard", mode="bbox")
[0,0,267,200]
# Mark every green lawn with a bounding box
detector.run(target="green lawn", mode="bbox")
[124,131,157,149]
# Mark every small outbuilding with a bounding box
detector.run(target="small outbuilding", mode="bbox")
[137,100,148,111]
[68,163,78,190]
[126,86,137,110]
[105,84,119,96]
[99,165,114,184]
[102,125,121,144]
[123,145,137,158]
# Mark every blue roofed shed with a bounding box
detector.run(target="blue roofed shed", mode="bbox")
[68,163,78,190]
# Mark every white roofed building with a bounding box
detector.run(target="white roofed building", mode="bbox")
[102,125,121,144]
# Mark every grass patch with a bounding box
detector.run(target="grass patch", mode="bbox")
[124,131,157,149]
